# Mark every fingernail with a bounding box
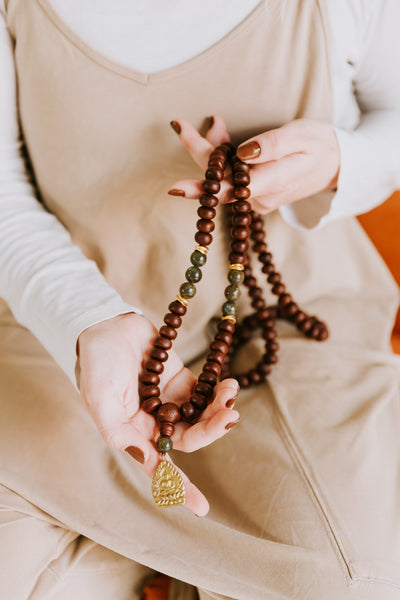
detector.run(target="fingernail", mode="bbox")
[225,418,240,430]
[170,120,181,135]
[237,141,261,160]
[207,115,214,128]
[125,446,145,464]
[168,189,185,197]
[225,397,236,408]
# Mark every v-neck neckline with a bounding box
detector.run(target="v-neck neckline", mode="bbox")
[37,0,265,85]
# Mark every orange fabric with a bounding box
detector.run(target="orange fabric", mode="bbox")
[142,573,170,600]
[358,191,400,352]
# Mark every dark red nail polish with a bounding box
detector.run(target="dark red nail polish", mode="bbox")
[225,419,240,430]
[237,141,261,160]
[168,189,185,197]
[225,397,236,408]
[170,120,181,135]
[125,446,145,464]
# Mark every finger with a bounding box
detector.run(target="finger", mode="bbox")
[108,421,210,516]
[236,119,308,164]
[168,178,234,203]
[174,404,240,453]
[170,118,213,170]
[199,377,240,419]
[242,153,313,213]
[205,115,231,147]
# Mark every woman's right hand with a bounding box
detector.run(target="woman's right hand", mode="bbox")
[75,312,240,516]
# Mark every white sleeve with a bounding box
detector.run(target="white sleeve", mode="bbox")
[280,0,400,230]
[0,8,142,388]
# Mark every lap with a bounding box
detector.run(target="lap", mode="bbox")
[1,308,400,600]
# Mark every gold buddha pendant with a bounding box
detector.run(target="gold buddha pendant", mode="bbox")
[152,454,186,507]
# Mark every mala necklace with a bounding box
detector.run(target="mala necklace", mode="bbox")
[139,142,329,508]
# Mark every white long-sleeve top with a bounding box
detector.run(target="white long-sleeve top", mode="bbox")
[0,0,399,387]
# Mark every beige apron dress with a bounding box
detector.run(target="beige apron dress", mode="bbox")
[1,1,400,599]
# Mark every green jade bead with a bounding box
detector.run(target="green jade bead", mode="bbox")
[156,435,173,453]
[224,284,241,302]
[228,269,244,285]
[180,282,196,299]
[185,266,202,283]
[190,250,207,267]
[222,301,236,316]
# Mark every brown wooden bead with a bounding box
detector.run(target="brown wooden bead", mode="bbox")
[231,240,249,253]
[257,362,272,376]
[200,194,218,207]
[198,372,218,387]
[202,180,220,194]
[159,325,177,340]
[244,275,257,288]
[233,172,250,186]
[237,374,249,388]
[264,352,278,364]
[317,326,329,341]
[168,300,187,316]
[233,214,252,226]
[250,230,265,242]
[278,293,292,307]
[251,297,265,310]
[293,310,307,324]
[249,286,263,298]
[198,206,216,220]
[203,361,222,377]
[197,219,215,233]
[157,402,181,423]
[234,187,251,200]
[268,341,280,352]
[233,200,251,213]
[164,313,182,329]
[141,372,160,386]
[191,393,208,410]
[208,159,225,170]
[160,423,175,437]
[228,252,246,264]
[210,340,229,354]
[232,161,250,174]
[140,385,160,399]
[207,350,225,365]
[253,242,267,253]
[154,336,172,350]
[232,226,250,240]
[257,308,272,321]
[259,252,272,264]
[150,347,169,362]
[261,263,275,274]
[262,329,277,340]
[215,331,232,345]
[180,402,198,422]
[195,231,213,246]
[267,272,281,284]
[285,302,299,316]
[145,359,164,374]
[218,319,235,333]
[194,381,214,397]
[141,397,162,413]
[206,167,224,181]
[263,318,275,328]
[249,370,262,385]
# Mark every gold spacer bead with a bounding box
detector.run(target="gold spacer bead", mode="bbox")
[222,315,236,323]
[195,245,209,255]
[176,294,188,307]
[229,263,244,271]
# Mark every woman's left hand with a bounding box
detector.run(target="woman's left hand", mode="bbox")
[168,117,340,214]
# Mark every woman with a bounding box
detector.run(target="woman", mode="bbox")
[0,1,400,598]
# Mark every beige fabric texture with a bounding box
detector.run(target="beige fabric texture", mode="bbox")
[1,0,400,598]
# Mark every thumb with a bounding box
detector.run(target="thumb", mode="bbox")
[236,120,305,164]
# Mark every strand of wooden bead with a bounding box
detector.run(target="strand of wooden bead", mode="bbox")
[139,142,235,454]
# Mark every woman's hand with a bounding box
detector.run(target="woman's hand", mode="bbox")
[168,117,340,214]
[75,312,240,517]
